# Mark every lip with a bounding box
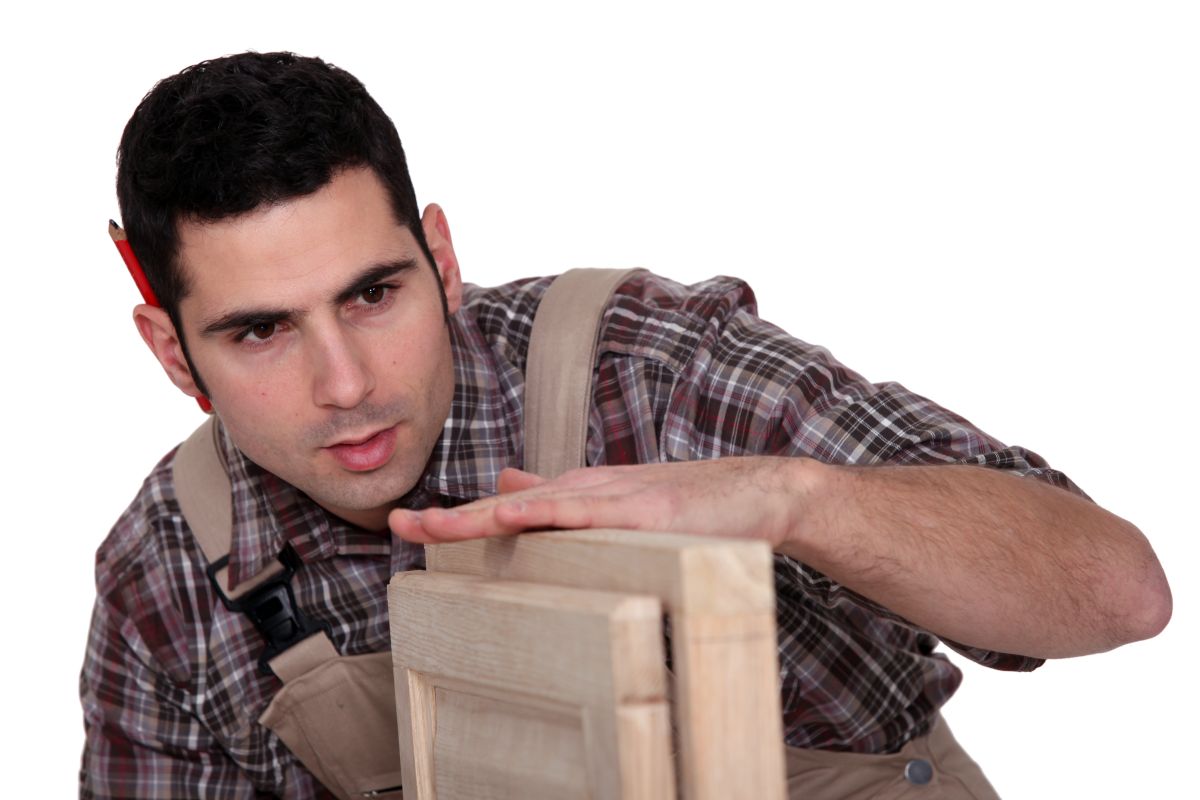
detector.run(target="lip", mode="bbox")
[323,424,399,472]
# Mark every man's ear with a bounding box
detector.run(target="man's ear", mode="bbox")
[132,304,205,399]
[420,203,463,315]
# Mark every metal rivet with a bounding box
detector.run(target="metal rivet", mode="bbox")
[905,758,934,785]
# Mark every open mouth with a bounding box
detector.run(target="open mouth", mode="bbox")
[324,424,399,472]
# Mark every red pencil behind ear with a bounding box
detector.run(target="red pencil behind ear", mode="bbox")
[109,220,213,413]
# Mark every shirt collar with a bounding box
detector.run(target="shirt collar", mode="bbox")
[418,298,525,504]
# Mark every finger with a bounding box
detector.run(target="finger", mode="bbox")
[390,504,531,543]
[497,468,547,494]
[493,493,643,532]
[389,508,437,543]
[391,470,645,543]
[390,506,468,544]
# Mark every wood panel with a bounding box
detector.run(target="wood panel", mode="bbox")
[426,529,787,800]
[389,571,676,799]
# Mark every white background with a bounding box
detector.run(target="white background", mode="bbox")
[1,1,1195,796]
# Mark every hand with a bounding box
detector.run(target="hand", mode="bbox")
[388,456,812,547]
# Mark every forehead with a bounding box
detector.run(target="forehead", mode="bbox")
[175,168,419,313]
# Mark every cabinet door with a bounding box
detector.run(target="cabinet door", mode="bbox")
[426,529,786,800]
[389,571,675,800]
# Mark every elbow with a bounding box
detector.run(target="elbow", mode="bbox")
[1122,565,1172,644]
[1106,525,1172,648]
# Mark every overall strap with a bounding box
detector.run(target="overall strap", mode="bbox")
[174,417,338,679]
[524,268,642,478]
[174,418,280,599]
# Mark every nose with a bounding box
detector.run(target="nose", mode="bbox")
[310,325,374,409]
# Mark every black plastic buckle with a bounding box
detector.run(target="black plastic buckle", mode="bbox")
[206,543,331,675]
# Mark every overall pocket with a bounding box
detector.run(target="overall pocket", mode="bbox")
[260,651,404,799]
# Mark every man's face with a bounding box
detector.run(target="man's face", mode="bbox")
[172,167,461,530]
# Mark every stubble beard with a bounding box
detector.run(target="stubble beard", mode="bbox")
[303,397,436,514]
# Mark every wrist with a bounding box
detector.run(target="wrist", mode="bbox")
[776,456,833,560]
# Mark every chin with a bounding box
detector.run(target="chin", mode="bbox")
[306,464,421,516]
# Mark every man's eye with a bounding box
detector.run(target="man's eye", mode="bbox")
[246,322,276,341]
[360,285,388,304]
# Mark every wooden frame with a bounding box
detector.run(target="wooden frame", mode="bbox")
[389,571,675,799]
[424,529,786,800]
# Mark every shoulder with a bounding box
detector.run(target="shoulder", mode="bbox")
[613,271,758,318]
[601,271,761,369]
[95,447,186,592]
[456,268,850,422]
[92,442,214,682]
[602,271,854,405]
[458,275,554,372]
[458,270,769,369]
[457,269,853,401]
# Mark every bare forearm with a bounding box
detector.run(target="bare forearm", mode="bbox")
[391,454,1171,659]
[782,459,1172,658]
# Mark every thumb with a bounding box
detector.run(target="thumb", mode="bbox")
[497,467,547,494]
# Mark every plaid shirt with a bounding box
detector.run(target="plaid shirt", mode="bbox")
[80,272,1081,798]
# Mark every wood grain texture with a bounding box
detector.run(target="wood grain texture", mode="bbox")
[426,528,774,614]
[432,688,587,799]
[388,571,676,799]
[393,667,435,799]
[424,529,787,800]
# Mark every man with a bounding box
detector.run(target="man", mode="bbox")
[81,51,1170,798]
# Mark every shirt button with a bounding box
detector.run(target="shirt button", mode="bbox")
[904,758,934,785]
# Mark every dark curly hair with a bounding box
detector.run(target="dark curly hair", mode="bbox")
[116,51,436,375]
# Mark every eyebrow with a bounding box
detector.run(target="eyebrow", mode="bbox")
[332,259,419,306]
[198,258,421,337]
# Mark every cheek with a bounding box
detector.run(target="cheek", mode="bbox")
[219,379,277,420]
[213,372,307,449]
[386,323,454,422]
[387,309,451,376]
[213,351,307,410]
